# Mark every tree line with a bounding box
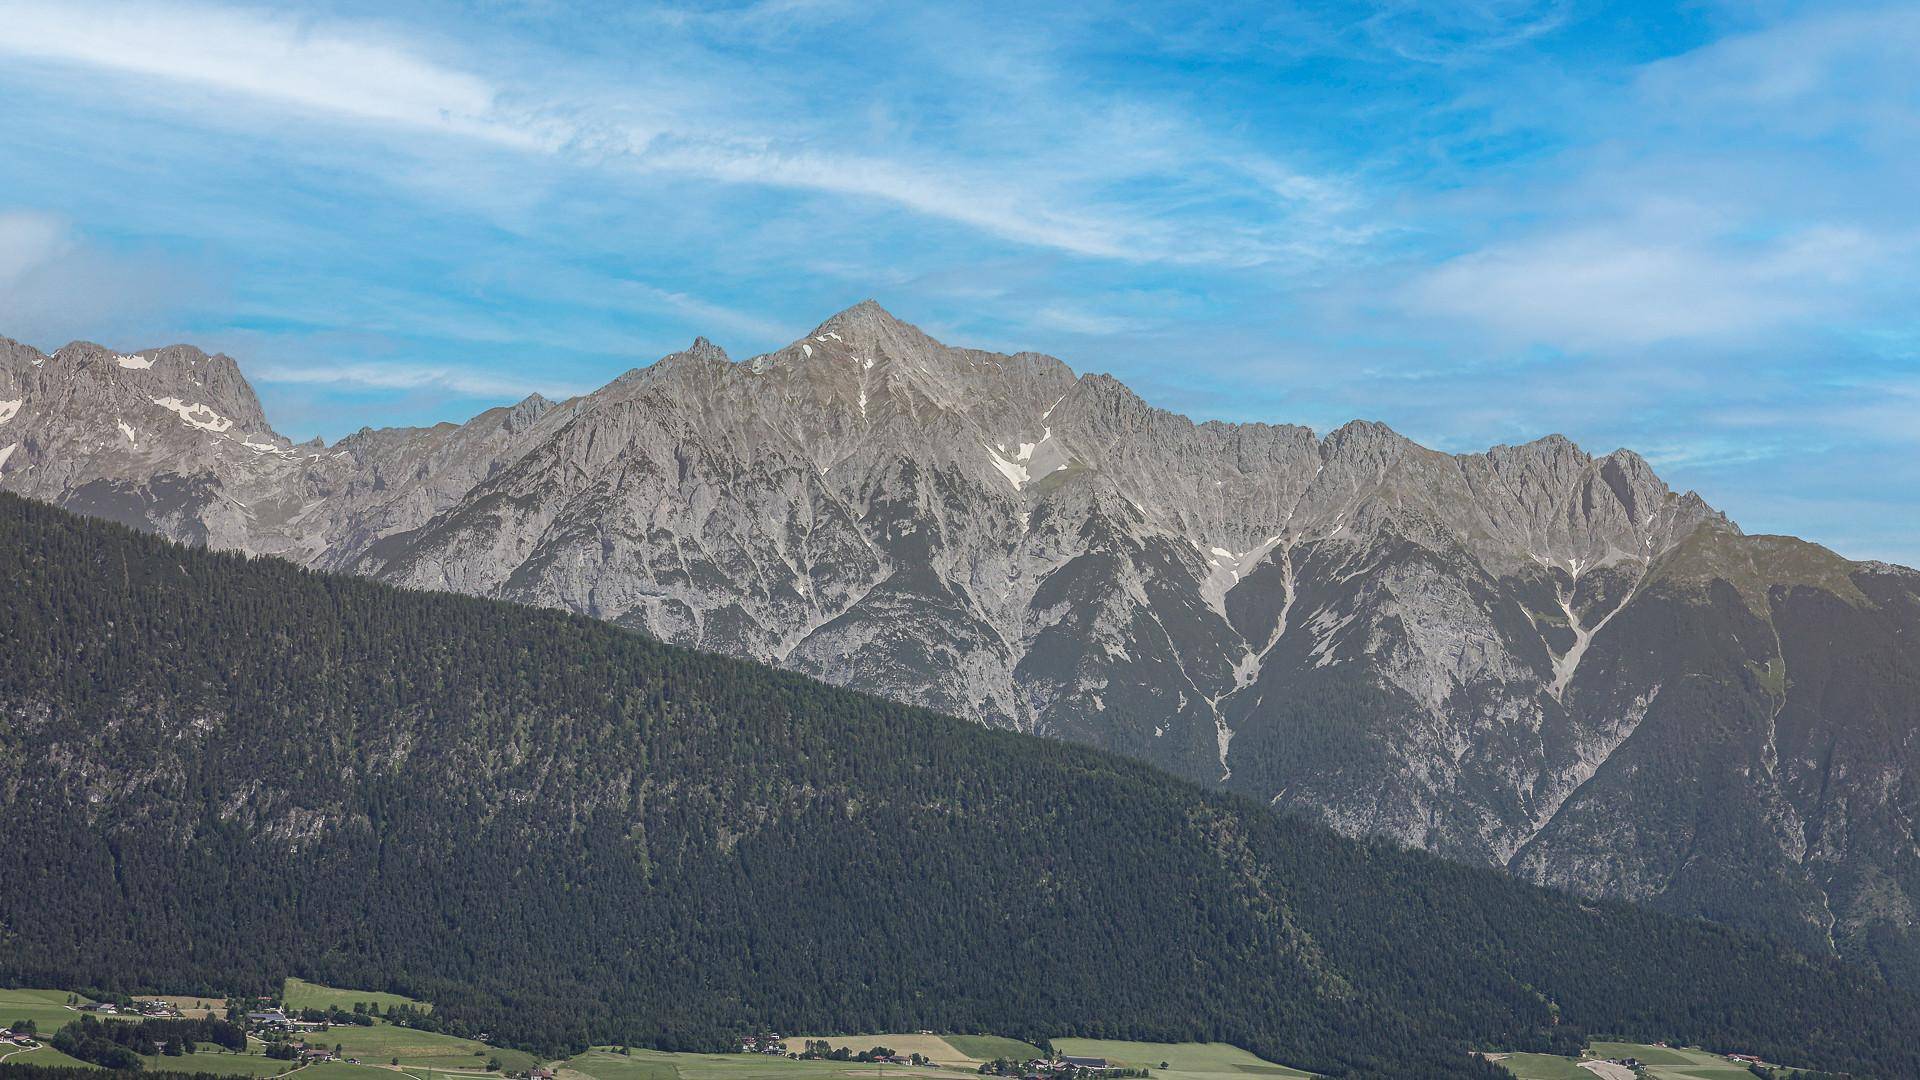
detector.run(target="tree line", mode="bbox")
[46,1016,247,1069]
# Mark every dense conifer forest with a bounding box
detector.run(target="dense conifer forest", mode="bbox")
[0,1066,244,1080]
[1,493,1916,1079]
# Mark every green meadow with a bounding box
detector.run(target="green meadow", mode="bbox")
[561,1047,963,1080]
[1046,1040,1316,1080]
[1,983,527,1079]
[0,989,93,1036]
[1488,1053,1584,1080]
[938,1037,1044,1063]
[5,1046,101,1070]
[322,1020,537,1073]
[1494,1042,1767,1080]
[283,980,431,1016]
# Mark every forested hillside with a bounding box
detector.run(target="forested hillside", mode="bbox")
[0,493,1913,1079]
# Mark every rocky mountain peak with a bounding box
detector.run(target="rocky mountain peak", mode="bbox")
[812,297,909,339]
[684,336,728,362]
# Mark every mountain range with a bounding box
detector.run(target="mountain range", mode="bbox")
[5,490,1919,1080]
[3,301,1916,985]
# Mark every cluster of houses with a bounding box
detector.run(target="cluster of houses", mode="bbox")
[243,1009,331,1035]
[735,1035,945,1067]
[982,1056,1129,1080]
[269,1038,364,1066]
[1591,1047,1768,1073]
[73,999,181,1018]
[733,1037,1132,1079]
[0,1028,40,1049]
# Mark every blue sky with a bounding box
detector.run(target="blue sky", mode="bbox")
[1,1,1917,563]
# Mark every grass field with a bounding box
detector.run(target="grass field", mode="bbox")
[283,980,430,1016]
[938,1037,1043,1063]
[1487,1053,1583,1080]
[0,988,98,1035]
[1584,1042,1757,1080]
[774,1036,990,1068]
[145,995,226,1020]
[5,1045,99,1069]
[562,1047,970,1080]
[300,1063,403,1080]
[1492,1042,1764,1080]
[0,1040,293,1077]
[1046,1040,1316,1080]
[0,986,517,1077]
[323,1020,537,1074]
[139,1051,299,1077]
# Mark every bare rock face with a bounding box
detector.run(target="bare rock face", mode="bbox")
[6,303,1919,985]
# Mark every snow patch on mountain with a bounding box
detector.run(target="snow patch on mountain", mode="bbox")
[152,397,234,433]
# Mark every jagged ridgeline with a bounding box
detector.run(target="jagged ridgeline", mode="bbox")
[0,494,1915,1079]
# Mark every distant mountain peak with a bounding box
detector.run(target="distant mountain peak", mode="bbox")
[815,297,902,332]
[685,335,727,359]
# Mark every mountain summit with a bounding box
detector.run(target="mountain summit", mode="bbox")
[4,307,1918,986]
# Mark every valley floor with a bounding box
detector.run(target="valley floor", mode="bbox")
[0,985,1322,1080]
[0,984,1833,1080]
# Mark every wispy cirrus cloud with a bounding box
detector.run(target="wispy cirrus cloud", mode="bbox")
[0,1,550,147]
[0,0,1363,266]
[250,358,588,400]
[1405,218,1900,348]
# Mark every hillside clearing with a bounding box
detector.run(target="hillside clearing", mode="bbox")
[283,980,431,1015]
[1495,1043,1766,1080]
[774,1036,980,1067]
[563,1047,977,1080]
[937,1037,1043,1063]
[1045,1040,1314,1080]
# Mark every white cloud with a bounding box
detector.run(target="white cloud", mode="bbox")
[608,280,794,344]
[1405,219,1895,348]
[0,209,72,288]
[1029,304,1154,336]
[1358,0,1572,64]
[0,1,552,148]
[0,0,1361,267]
[251,359,587,401]
[1636,6,1920,117]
